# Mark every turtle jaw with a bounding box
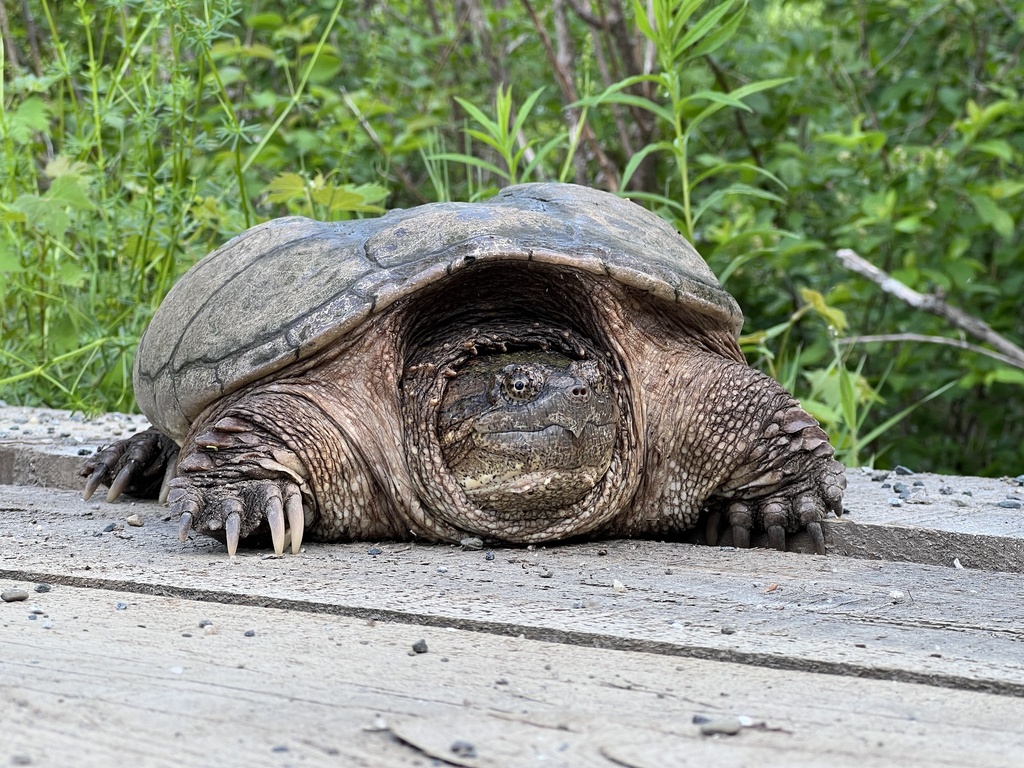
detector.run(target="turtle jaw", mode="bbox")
[452,422,616,515]
[437,355,617,518]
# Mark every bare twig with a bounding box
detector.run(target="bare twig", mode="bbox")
[834,248,1024,369]
[339,88,428,204]
[520,0,620,190]
[0,0,21,73]
[838,333,1024,370]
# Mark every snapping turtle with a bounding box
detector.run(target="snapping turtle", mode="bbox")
[83,183,845,556]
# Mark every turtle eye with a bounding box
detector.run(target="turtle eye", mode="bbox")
[500,367,542,403]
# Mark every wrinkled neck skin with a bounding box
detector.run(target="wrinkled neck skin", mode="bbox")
[398,264,643,542]
[180,261,753,545]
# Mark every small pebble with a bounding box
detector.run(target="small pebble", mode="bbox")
[34,584,51,593]
[116,602,128,611]
[102,523,117,533]
[893,482,906,493]
[436,566,448,574]
[244,630,255,637]
[870,470,889,482]
[126,514,143,527]
[889,499,902,507]
[367,546,382,556]
[912,480,925,487]
[10,755,32,766]
[699,716,743,736]
[42,620,53,629]
[997,500,1022,509]
[721,626,736,635]
[939,485,954,495]
[881,483,891,489]
[411,639,429,654]
[451,741,477,758]
[2,589,29,602]
[199,618,214,628]
[889,590,906,604]
[460,537,484,551]
[962,490,973,497]
[484,551,495,561]
[1014,474,1024,485]
[539,569,553,578]
[894,465,914,475]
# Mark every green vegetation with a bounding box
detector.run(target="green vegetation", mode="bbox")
[1,0,1022,475]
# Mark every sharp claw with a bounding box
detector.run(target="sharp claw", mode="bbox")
[285,490,304,554]
[158,454,177,505]
[807,521,827,555]
[106,461,136,502]
[83,470,104,501]
[705,510,721,546]
[768,524,786,552]
[225,511,241,557]
[178,511,193,543]
[266,494,286,556]
[731,524,750,549]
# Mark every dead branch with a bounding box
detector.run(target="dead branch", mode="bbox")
[834,248,1024,369]
[520,0,621,190]
[838,333,1024,370]
[339,88,428,204]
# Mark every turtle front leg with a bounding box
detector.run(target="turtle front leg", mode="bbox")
[169,405,313,557]
[701,362,845,554]
[641,349,846,554]
[82,427,179,503]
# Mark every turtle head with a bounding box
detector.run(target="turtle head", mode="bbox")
[438,351,618,516]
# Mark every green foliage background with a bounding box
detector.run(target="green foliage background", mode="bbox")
[1,0,1022,476]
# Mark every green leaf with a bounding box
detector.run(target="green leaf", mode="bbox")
[687,4,747,60]
[799,287,848,332]
[454,97,500,139]
[48,176,97,211]
[574,91,675,125]
[970,139,1015,163]
[12,193,69,237]
[8,97,51,143]
[692,184,785,227]
[970,194,1014,239]
[427,153,508,180]
[510,87,545,145]
[620,141,676,190]
[691,162,787,190]
[263,172,308,204]
[675,1,742,62]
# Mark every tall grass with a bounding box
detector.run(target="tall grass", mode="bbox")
[0,0,371,412]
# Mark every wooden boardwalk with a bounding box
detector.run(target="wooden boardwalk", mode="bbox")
[2,468,1024,767]
[1,409,1023,767]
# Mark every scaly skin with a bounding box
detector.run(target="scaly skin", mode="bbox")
[82,274,845,557]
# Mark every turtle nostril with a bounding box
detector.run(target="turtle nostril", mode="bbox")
[572,386,588,397]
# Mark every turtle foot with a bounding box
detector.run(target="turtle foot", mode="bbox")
[170,478,306,556]
[81,427,179,502]
[708,479,842,555]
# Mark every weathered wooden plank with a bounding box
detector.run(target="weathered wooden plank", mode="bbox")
[3,406,1023,570]
[2,485,1023,697]
[2,584,1022,768]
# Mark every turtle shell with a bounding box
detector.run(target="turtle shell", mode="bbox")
[135,182,743,440]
